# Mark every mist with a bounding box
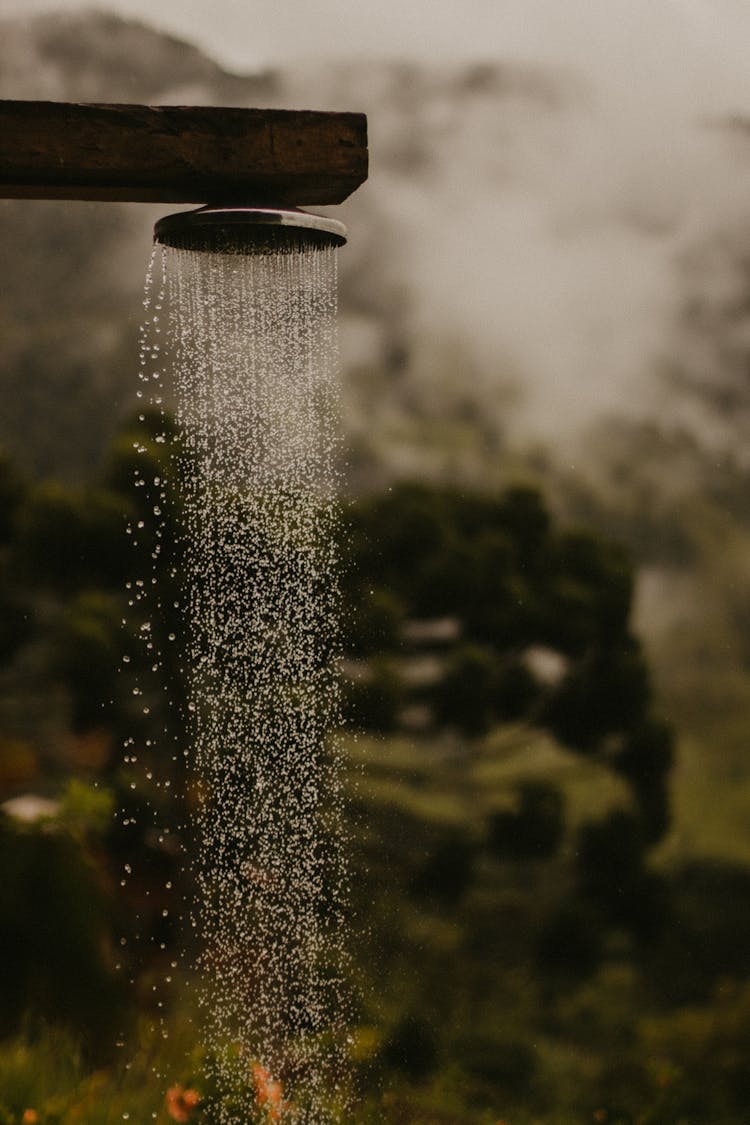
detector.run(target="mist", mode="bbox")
[295,5,750,462]
[4,3,750,476]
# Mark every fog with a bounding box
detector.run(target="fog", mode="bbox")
[3,2,750,471]
[394,73,750,448]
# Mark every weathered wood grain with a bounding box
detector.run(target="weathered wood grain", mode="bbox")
[0,101,368,204]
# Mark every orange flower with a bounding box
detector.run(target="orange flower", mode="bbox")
[22,1112,39,1124]
[166,1083,202,1122]
[252,1063,288,1121]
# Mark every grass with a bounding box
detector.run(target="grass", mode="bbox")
[0,1024,171,1124]
[656,733,750,868]
[474,725,631,828]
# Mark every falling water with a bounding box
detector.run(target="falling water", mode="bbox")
[139,234,351,1121]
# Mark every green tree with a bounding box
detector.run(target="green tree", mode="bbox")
[490,780,565,861]
[342,480,672,842]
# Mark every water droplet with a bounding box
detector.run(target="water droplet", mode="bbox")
[128,235,350,1115]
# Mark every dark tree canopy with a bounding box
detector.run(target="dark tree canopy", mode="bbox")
[340,481,672,842]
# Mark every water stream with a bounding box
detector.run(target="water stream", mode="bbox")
[136,235,351,1122]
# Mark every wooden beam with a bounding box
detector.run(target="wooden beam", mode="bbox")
[0,100,368,205]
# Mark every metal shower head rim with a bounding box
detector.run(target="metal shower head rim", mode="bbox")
[154,205,348,251]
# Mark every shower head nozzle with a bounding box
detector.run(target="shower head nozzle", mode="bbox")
[153,205,347,254]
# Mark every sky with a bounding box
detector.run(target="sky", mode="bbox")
[1,0,750,112]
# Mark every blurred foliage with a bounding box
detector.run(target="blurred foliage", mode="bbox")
[0,817,123,1050]
[490,780,565,861]
[0,417,749,1121]
[340,480,670,843]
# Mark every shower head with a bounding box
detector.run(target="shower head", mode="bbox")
[153,205,347,254]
